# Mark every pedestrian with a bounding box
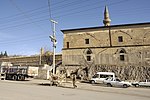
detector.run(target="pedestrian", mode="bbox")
[72,74,77,88]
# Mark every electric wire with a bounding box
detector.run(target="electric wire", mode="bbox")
[53,0,129,18]
[0,0,148,29]
[0,0,148,31]
[0,0,149,46]
[48,0,53,33]
[9,0,47,33]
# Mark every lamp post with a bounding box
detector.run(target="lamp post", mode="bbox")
[49,20,57,75]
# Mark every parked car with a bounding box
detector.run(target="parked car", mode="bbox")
[132,80,150,87]
[103,77,132,88]
[90,72,115,84]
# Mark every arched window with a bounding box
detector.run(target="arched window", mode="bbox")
[120,50,125,53]
[84,49,93,61]
[87,50,92,54]
[119,49,126,61]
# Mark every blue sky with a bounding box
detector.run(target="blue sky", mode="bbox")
[0,0,149,56]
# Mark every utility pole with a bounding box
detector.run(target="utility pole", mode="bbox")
[49,20,58,75]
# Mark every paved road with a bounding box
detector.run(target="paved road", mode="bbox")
[0,79,150,100]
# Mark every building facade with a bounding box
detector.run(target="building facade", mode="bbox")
[62,23,150,67]
[61,6,150,80]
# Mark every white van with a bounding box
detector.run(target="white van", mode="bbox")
[90,72,115,84]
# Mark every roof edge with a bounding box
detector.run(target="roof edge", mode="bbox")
[61,22,150,33]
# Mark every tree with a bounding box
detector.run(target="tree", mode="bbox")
[0,51,8,58]
[42,51,53,65]
[3,51,8,57]
[0,52,3,58]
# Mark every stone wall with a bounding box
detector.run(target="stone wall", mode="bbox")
[0,54,62,66]
[91,65,150,81]
[62,23,150,80]
[63,48,150,66]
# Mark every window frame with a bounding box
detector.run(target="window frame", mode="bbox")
[85,39,89,44]
[120,55,125,61]
[66,42,69,48]
[86,56,91,61]
[118,36,123,42]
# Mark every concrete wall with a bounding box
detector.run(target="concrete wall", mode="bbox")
[28,66,39,77]
[37,64,52,80]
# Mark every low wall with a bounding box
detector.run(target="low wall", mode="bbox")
[92,65,150,81]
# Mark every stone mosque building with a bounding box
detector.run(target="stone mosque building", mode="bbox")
[61,6,150,80]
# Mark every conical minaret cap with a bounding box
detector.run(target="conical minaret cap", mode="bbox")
[103,6,111,26]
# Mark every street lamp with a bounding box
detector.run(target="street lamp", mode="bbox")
[49,19,58,75]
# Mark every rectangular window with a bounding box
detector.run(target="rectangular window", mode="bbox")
[118,36,123,42]
[87,56,91,61]
[85,39,89,44]
[100,75,113,78]
[66,42,69,48]
[92,74,99,78]
[120,55,125,61]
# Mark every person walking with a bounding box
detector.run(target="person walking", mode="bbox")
[72,74,77,88]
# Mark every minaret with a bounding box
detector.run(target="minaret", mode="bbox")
[103,6,111,26]
[39,47,44,65]
[40,47,44,55]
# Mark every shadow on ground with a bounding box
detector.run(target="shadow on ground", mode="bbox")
[38,83,76,89]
